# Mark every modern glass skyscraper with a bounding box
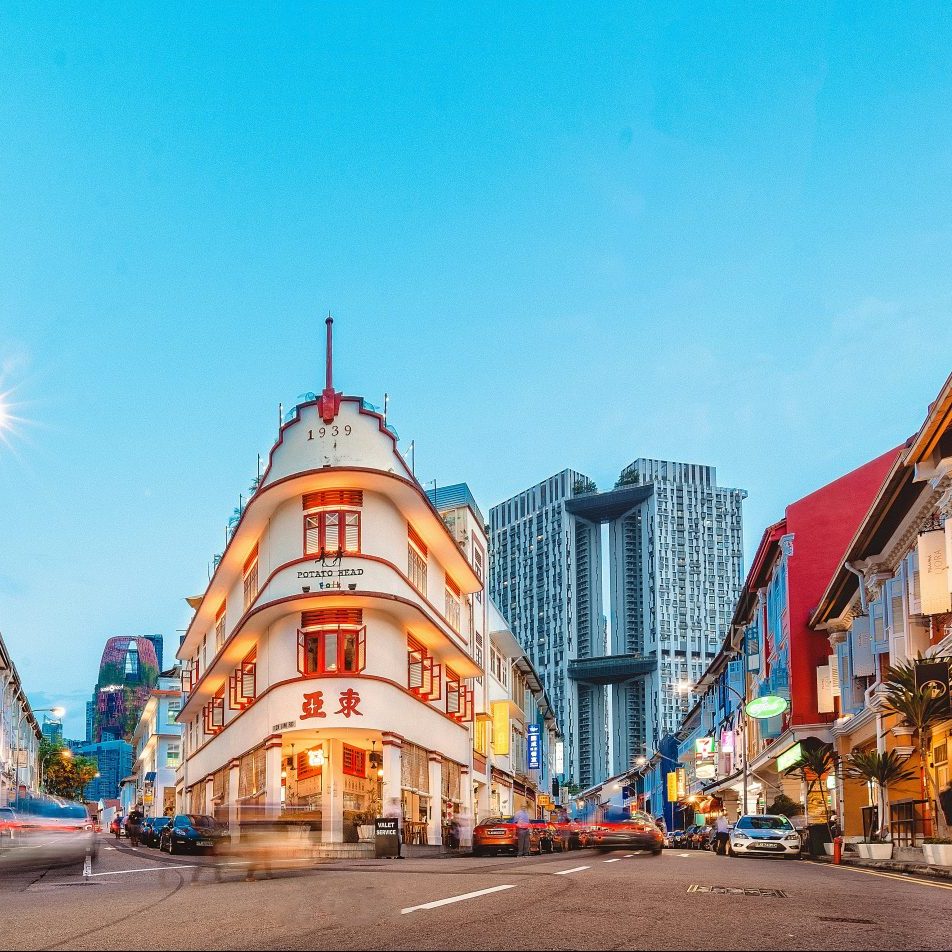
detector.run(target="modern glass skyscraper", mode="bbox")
[490,460,745,788]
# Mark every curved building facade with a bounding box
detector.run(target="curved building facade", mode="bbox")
[176,321,482,845]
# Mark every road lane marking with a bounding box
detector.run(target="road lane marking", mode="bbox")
[624,854,635,858]
[89,866,198,876]
[806,861,952,892]
[554,866,590,875]
[603,858,622,863]
[679,853,691,857]
[401,884,516,914]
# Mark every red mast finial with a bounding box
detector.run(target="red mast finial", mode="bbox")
[325,311,334,391]
[318,310,342,424]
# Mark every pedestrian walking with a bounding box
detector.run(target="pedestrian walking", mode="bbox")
[713,813,730,855]
[514,806,531,856]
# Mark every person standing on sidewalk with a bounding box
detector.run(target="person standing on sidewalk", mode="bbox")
[514,807,531,857]
[713,813,730,855]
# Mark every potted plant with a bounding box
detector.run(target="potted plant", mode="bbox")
[882,657,952,846]
[844,749,917,860]
[356,797,382,843]
[922,837,952,866]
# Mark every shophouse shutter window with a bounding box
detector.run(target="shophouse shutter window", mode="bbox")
[441,759,462,803]
[400,742,429,792]
[215,602,227,651]
[243,544,259,611]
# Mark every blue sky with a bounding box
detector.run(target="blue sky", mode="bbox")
[2,4,951,738]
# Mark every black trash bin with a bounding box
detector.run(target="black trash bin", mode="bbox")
[807,822,832,856]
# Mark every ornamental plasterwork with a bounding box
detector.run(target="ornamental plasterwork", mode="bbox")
[779,533,794,558]
[884,471,952,570]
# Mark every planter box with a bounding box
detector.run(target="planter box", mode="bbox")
[856,843,893,860]
[923,843,952,866]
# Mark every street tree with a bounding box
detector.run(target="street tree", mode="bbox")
[39,739,98,801]
[783,742,838,840]
[882,657,952,839]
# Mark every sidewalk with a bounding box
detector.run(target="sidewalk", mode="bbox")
[812,851,952,882]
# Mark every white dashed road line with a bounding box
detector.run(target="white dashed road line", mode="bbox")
[401,884,516,914]
[89,866,198,876]
[603,858,622,863]
[554,866,590,875]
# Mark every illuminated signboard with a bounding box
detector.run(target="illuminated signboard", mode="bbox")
[666,771,678,802]
[695,736,715,757]
[745,695,789,719]
[491,701,510,756]
[775,742,803,773]
[527,724,541,770]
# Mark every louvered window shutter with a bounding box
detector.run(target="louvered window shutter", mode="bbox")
[324,512,341,551]
[345,512,360,552]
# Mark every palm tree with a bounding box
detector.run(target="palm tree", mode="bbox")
[844,749,918,841]
[783,743,838,839]
[881,658,951,839]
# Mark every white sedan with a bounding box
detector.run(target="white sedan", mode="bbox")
[728,814,801,859]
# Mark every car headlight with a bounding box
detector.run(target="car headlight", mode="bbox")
[732,832,750,840]
[784,834,800,842]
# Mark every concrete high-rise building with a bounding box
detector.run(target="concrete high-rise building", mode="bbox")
[490,460,745,788]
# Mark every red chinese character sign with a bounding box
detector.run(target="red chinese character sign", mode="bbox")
[301,691,327,720]
[335,688,362,718]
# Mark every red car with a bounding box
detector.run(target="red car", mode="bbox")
[472,817,542,857]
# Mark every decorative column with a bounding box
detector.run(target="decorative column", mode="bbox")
[226,759,240,839]
[381,733,403,827]
[322,739,345,843]
[264,737,284,811]
[427,752,443,846]
[460,766,473,848]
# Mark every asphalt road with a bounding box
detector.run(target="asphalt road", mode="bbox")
[1,836,950,951]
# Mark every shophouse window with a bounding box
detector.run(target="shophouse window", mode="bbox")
[243,544,259,611]
[445,576,462,631]
[214,602,226,652]
[473,544,484,603]
[166,700,181,726]
[297,609,365,675]
[473,718,489,756]
[445,668,474,722]
[303,490,362,556]
[407,525,427,595]
[166,743,181,768]
[229,647,257,709]
[407,634,442,700]
[204,688,225,735]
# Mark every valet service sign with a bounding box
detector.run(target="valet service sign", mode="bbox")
[297,556,365,590]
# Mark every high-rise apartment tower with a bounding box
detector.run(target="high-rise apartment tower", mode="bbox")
[489,460,745,788]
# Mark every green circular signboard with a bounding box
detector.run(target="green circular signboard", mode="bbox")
[745,695,788,718]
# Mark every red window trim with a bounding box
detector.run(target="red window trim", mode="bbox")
[445,575,461,597]
[243,543,259,575]
[304,509,362,556]
[297,626,366,675]
[302,609,363,628]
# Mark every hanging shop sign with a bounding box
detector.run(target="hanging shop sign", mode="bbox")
[745,695,789,719]
[667,771,678,802]
[491,701,510,756]
[915,659,952,716]
[918,528,951,615]
[527,724,541,770]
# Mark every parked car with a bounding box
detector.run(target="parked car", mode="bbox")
[159,814,228,855]
[141,816,172,848]
[471,817,541,857]
[529,819,556,852]
[667,829,685,848]
[688,824,712,850]
[728,814,801,859]
[109,815,125,838]
[591,809,664,854]
[551,818,586,851]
